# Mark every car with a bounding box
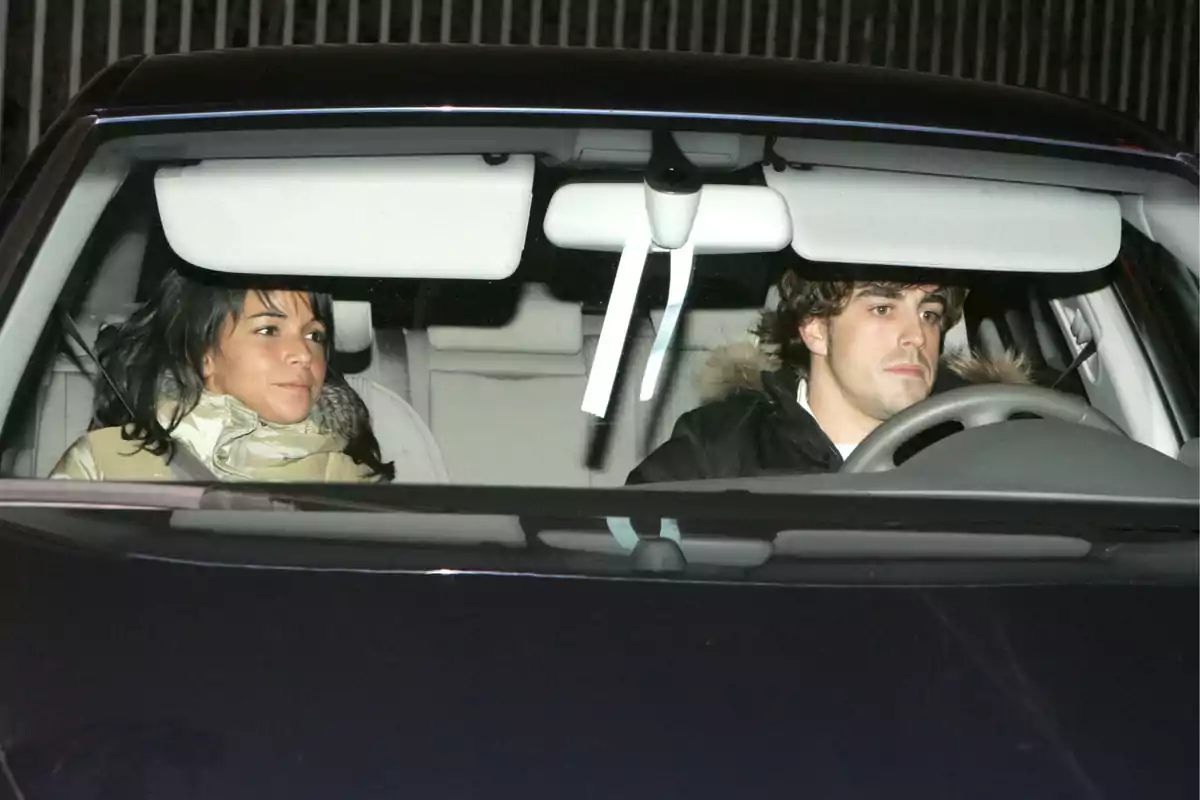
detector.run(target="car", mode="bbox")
[0,44,1194,798]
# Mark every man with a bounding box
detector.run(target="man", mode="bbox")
[626,268,1031,484]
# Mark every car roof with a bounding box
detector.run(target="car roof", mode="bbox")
[82,44,1178,156]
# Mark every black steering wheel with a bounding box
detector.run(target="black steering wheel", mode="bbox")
[840,384,1126,473]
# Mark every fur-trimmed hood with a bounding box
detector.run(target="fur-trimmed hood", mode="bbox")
[697,342,1033,403]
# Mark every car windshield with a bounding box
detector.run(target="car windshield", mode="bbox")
[0,111,1195,578]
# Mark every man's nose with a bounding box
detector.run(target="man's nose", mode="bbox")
[898,310,927,349]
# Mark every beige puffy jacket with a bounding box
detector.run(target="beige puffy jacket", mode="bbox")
[51,387,380,483]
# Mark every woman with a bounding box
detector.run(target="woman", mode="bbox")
[51,265,393,483]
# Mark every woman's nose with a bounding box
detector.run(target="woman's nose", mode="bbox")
[282,334,314,367]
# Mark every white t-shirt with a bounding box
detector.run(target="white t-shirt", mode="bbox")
[796,378,858,460]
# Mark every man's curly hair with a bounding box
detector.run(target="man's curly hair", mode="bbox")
[757,267,968,372]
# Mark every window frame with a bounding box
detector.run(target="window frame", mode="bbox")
[1111,223,1199,443]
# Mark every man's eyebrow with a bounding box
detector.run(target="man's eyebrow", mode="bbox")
[853,283,904,300]
[853,283,950,307]
[920,290,949,307]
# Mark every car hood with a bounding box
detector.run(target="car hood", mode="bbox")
[0,534,1194,800]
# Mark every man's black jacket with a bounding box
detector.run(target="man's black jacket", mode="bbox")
[627,349,1032,485]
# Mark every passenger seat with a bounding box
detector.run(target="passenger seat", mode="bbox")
[334,301,449,483]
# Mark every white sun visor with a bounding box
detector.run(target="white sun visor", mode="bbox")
[545,182,792,418]
[154,155,535,279]
[765,166,1122,273]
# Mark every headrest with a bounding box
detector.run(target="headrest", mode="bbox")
[942,315,969,356]
[59,306,142,370]
[332,300,373,354]
[650,308,761,350]
[428,284,583,355]
[763,285,781,312]
[83,226,148,319]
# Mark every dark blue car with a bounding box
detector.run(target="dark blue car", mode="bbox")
[0,45,1194,799]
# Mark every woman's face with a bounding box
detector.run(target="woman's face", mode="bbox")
[202,290,328,424]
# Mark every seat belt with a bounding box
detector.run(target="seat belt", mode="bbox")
[59,311,136,425]
[59,310,218,482]
[163,442,218,482]
[1050,339,1098,390]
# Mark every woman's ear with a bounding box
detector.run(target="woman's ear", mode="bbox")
[798,316,829,357]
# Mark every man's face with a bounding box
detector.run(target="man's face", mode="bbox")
[802,282,947,424]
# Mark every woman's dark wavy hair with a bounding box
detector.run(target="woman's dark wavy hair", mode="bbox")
[756,266,969,372]
[92,265,394,481]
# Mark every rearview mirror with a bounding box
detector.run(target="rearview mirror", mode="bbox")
[543,182,793,254]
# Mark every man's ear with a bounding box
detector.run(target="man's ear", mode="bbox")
[798,315,829,357]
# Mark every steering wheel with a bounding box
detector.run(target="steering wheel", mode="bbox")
[840,384,1126,473]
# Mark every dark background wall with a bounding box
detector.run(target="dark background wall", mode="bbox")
[1,0,1196,187]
